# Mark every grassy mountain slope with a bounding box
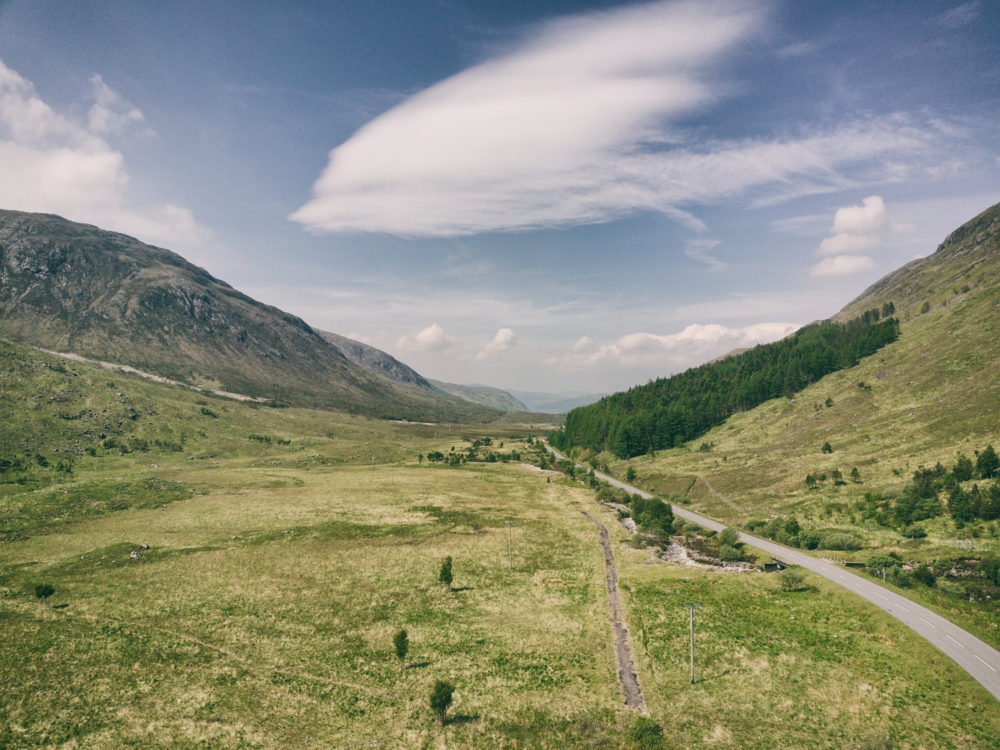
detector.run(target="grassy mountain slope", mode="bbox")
[428,379,528,412]
[594,202,1000,639]
[0,209,495,422]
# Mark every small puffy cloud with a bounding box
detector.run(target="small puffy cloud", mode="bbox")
[549,322,798,369]
[476,327,517,362]
[0,59,209,250]
[809,254,877,277]
[818,232,878,255]
[812,195,888,277]
[396,323,455,353]
[830,195,887,236]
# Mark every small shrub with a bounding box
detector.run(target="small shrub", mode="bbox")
[777,568,806,591]
[439,556,453,587]
[626,716,665,749]
[718,527,740,547]
[429,680,454,726]
[34,583,55,605]
[200,406,218,418]
[936,579,965,597]
[821,441,833,454]
[912,564,936,586]
[818,532,861,550]
[718,545,742,562]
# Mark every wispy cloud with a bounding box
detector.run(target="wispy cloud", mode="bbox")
[937,2,980,28]
[547,321,798,369]
[291,0,939,238]
[476,327,517,362]
[684,238,726,271]
[0,59,209,250]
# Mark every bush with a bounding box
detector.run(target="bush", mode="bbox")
[777,568,806,591]
[798,531,821,550]
[936,579,965,597]
[626,716,665,749]
[887,567,911,587]
[439,556,453,587]
[34,583,55,604]
[912,564,936,586]
[902,524,927,539]
[718,527,740,547]
[429,680,454,726]
[821,441,833,454]
[818,532,861,550]
[718,544,742,562]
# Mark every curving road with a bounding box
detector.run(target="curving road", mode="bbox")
[543,443,1000,702]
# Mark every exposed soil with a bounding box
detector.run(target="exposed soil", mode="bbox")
[582,511,645,710]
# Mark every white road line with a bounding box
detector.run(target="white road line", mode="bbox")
[897,605,910,614]
[873,592,889,600]
[918,617,936,629]
[946,634,966,649]
[975,655,997,672]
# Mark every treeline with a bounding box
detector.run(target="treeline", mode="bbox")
[551,304,899,459]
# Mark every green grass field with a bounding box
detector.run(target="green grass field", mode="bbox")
[2,340,999,747]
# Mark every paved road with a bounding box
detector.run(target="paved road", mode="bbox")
[543,443,1000,702]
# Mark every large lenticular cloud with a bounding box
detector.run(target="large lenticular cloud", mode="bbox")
[291,1,926,238]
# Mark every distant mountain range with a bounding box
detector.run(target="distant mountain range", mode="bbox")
[0,209,498,422]
[507,389,606,413]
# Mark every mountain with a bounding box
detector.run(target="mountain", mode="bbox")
[317,330,433,390]
[0,209,495,422]
[428,380,528,412]
[509,389,607,414]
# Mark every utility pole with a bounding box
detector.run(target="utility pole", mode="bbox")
[507,522,513,572]
[683,604,702,684]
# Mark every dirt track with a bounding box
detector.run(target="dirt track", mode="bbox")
[582,511,645,710]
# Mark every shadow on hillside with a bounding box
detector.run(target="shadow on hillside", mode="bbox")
[696,669,731,684]
[407,661,431,670]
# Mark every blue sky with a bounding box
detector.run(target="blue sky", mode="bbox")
[1,0,998,394]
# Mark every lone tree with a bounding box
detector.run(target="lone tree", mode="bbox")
[429,680,454,726]
[439,556,453,588]
[393,628,409,673]
[34,583,55,606]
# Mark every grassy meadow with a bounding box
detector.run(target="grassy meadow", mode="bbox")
[2,340,1000,747]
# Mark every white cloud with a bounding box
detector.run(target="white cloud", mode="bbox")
[830,195,887,236]
[548,321,798,369]
[809,254,877,277]
[811,195,888,276]
[476,327,517,361]
[684,238,726,270]
[87,73,145,135]
[396,323,456,353]
[0,59,209,250]
[292,2,925,237]
[938,2,980,28]
[818,232,878,255]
